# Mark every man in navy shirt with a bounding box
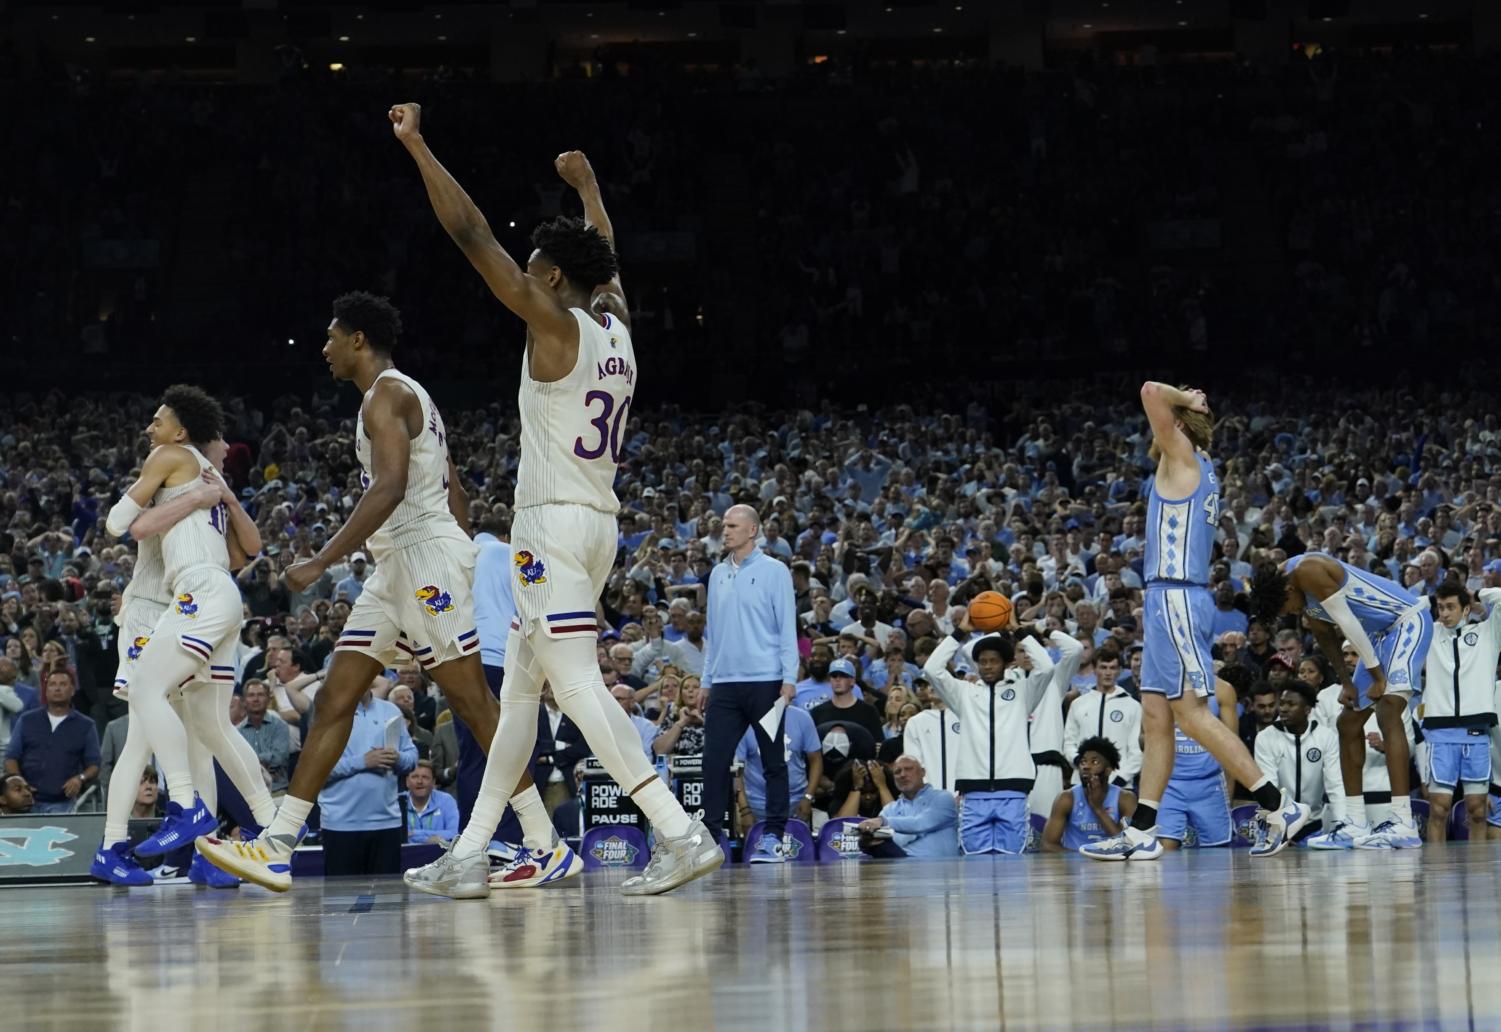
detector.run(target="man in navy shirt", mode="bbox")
[4,668,100,814]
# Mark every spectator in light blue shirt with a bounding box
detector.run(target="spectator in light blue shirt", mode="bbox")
[403,760,460,845]
[858,754,959,859]
[735,705,823,827]
[316,690,416,876]
[333,552,370,604]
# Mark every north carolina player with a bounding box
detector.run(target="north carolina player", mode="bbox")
[388,102,718,897]
[1082,383,1309,861]
[198,292,551,892]
[102,387,264,863]
[1157,677,1240,851]
[1249,551,1434,848]
[93,435,276,887]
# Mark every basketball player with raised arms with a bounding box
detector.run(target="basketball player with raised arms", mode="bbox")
[197,292,556,891]
[388,102,721,897]
[1082,384,1310,860]
[1248,551,1434,848]
[94,428,277,887]
[102,387,267,865]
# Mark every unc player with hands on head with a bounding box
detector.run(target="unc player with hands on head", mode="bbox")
[98,386,271,884]
[1248,546,1434,849]
[1082,383,1310,861]
[387,101,719,897]
[197,291,555,891]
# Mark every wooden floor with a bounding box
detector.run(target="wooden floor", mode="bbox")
[4,847,1500,1031]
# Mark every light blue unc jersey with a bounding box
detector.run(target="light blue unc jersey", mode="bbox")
[1172,693,1222,780]
[1145,452,1219,586]
[1285,552,1423,639]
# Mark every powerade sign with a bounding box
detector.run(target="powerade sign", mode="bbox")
[583,777,645,829]
[0,813,107,885]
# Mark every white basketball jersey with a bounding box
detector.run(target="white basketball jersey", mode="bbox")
[157,444,231,587]
[514,308,634,515]
[355,369,467,561]
[120,532,171,615]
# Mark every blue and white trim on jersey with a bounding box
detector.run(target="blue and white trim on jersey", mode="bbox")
[457,628,480,655]
[1151,500,1193,582]
[1164,590,1210,695]
[210,665,235,683]
[337,629,378,652]
[546,610,597,636]
[180,634,214,661]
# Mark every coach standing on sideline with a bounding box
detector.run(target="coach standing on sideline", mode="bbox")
[701,504,799,863]
[466,511,525,846]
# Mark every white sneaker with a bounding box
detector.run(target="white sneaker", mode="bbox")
[1249,798,1312,858]
[488,842,583,888]
[195,832,295,892]
[403,839,491,899]
[1353,818,1422,850]
[620,820,724,897]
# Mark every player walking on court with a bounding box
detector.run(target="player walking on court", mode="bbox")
[93,427,276,887]
[197,292,556,891]
[390,102,721,897]
[1081,384,1310,860]
[102,387,268,867]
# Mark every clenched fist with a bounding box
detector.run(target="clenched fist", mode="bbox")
[554,150,597,191]
[389,102,422,143]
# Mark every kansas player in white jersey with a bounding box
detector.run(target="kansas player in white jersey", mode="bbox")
[102,386,266,866]
[1250,552,1433,848]
[1083,384,1309,862]
[199,292,552,892]
[93,435,277,887]
[386,102,718,898]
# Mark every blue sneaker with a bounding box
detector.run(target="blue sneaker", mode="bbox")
[1249,798,1312,858]
[91,840,153,886]
[135,798,218,858]
[188,853,241,888]
[1305,821,1363,850]
[748,835,788,864]
[1354,818,1423,850]
[1080,825,1162,861]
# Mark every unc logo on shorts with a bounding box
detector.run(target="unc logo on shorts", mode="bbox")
[1109,709,1124,723]
[514,550,548,586]
[1306,748,1322,763]
[1001,688,1016,702]
[1389,669,1409,686]
[414,585,454,616]
[1466,632,1480,647]
[175,594,198,618]
[127,636,150,661]
[1187,671,1206,692]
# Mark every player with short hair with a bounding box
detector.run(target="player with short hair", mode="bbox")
[386,104,717,897]
[1253,682,1344,844]
[1248,550,1433,849]
[1041,737,1138,852]
[1082,384,1310,861]
[103,386,266,865]
[197,291,555,892]
[1420,582,1501,843]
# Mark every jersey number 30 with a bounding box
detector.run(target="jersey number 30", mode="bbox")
[574,391,632,464]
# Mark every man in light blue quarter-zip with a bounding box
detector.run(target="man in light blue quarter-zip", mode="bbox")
[700,504,799,863]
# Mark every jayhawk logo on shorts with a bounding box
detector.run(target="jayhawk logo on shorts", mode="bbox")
[127,636,150,661]
[415,585,454,616]
[515,550,547,586]
[175,594,198,618]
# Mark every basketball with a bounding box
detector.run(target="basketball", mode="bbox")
[968,591,1013,632]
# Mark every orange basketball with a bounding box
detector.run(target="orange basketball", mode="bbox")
[968,591,1013,632]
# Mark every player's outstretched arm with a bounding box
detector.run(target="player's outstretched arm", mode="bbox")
[106,446,184,539]
[555,151,629,324]
[283,380,414,593]
[390,103,575,342]
[445,455,469,534]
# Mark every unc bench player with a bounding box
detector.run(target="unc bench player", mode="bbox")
[388,103,720,897]
[198,293,553,891]
[1082,383,1309,861]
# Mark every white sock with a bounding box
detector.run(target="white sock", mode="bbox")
[184,682,277,827]
[1390,795,1413,824]
[166,773,196,807]
[510,785,554,851]
[633,778,692,839]
[104,707,153,844]
[1345,799,1367,827]
[454,699,542,860]
[267,796,313,841]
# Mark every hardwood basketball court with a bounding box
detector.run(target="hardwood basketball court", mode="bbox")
[2,848,1492,1031]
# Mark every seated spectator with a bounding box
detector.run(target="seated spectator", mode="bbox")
[0,772,34,815]
[878,702,923,764]
[1042,737,1137,852]
[403,760,459,845]
[333,552,370,604]
[388,685,434,760]
[810,658,883,745]
[734,703,822,830]
[132,765,162,821]
[651,679,703,759]
[880,688,911,740]
[794,644,836,710]
[315,686,416,877]
[0,657,39,753]
[237,679,291,793]
[3,667,100,814]
[858,755,960,859]
[831,757,890,821]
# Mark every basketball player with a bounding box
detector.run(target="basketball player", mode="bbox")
[197,292,558,892]
[1027,628,1083,820]
[1082,384,1309,861]
[1248,550,1433,848]
[386,103,720,897]
[1156,675,1240,851]
[94,435,277,887]
[1416,583,1500,843]
[1041,737,1137,852]
[102,387,264,863]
